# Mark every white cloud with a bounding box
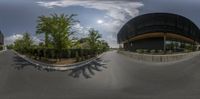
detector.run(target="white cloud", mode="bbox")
[32,36,42,45]
[105,35,119,48]
[37,0,143,21]
[37,0,144,47]
[71,23,91,38]
[5,34,42,45]
[5,34,23,45]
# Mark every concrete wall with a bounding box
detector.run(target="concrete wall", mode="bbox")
[118,51,200,63]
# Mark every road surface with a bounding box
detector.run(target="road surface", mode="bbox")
[0,50,200,99]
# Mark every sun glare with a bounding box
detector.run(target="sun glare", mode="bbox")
[97,20,103,24]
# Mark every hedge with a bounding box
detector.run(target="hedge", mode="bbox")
[16,48,104,60]
[0,45,3,51]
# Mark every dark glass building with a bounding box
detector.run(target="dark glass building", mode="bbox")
[0,31,4,45]
[117,13,200,52]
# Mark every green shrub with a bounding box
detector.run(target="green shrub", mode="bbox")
[167,50,173,54]
[81,56,86,61]
[136,49,143,53]
[143,49,148,53]
[0,45,3,51]
[184,49,191,53]
[150,49,156,54]
[50,49,56,58]
[75,51,80,62]
[158,50,163,54]
[67,50,71,58]
[18,48,105,62]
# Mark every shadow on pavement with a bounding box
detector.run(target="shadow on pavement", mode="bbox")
[12,55,56,71]
[12,55,33,70]
[12,55,109,79]
[68,57,108,79]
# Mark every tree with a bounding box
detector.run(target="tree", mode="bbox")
[74,38,90,49]
[14,32,33,53]
[36,16,52,48]
[0,45,3,51]
[7,44,14,49]
[36,13,78,61]
[98,40,109,52]
[23,33,33,50]
[87,28,102,50]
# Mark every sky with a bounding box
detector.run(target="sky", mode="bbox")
[1,0,200,48]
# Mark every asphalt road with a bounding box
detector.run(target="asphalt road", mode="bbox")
[1,50,200,99]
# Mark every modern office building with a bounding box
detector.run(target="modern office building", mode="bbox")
[0,31,4,45]
[117,13,200,52]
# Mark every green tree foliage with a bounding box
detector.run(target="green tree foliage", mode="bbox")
[73,29,109,52]
[12,13,110,63]
[74,38,89,49]
[36,13,78,60]
[6,44,14,49]
[36,16,52,48]
[86,29,109,52]
[0,45,3,51]
[14,32,33,53]
[98,40,109,52]
[87,28,102,50]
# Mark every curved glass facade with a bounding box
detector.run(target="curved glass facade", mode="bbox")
[117,13,200,52]
[0,31,4,45]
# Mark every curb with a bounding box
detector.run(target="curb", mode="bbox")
[0,50,6,53]
[118,50,200,63]
[12,50,105,71]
